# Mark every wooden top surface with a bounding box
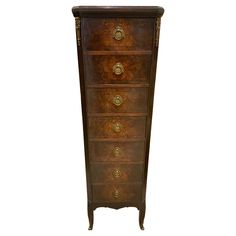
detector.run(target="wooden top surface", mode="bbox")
[72,6,164,18]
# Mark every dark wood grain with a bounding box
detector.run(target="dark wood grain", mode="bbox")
[86,88,148,113]
[83,18,154,51]
[92,183,142,203]
[90,163,143,183]
[85,50,152,55]
[72,6,164,18]
[88,117,146,139]
[73,5,164,230]
[85,54,151,84]
[89,140,145,162]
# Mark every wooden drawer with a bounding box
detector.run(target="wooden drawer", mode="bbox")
[88,117,146,139]
[87,88,148,113]
[91,163,143,183]
[83,18,154,50]
[92,183,141,203]
[89,141,145,162]
[85,55,151,84]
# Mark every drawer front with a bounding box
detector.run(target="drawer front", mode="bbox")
[92,183,141,203]
[91,163,143,183]
[88,117,146,139]
[85,55,151,84]
[83,18,154,50]
[89,141,145,162]
[87,88,148,113]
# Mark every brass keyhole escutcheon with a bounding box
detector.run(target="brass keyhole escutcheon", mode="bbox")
[112,169,121,178]
[113,26,125,41]
[113,189,120,199]
[113,62,124,75]
[112,122,122,133]
[113,147,121,157]
[113,95,123,106]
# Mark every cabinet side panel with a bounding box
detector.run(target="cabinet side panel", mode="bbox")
[141,17,162,203]
[75,17,93,202]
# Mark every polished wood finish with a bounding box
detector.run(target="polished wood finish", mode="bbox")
[72,6,164,17]
[91,163,143,183]
[89,141,145,162]
[88,117,146,139]
[86,88,148,113]
[83,18,154,51]
[92,183,142,202]
[85,54,151,84]
[72,6,164,230]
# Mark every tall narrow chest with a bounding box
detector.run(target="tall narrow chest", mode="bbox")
[72,6,164,230]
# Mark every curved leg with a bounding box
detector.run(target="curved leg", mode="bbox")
[139,202,146,230]
[88,205,94,230]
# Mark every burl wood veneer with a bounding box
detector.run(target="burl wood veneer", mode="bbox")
[72,6,164,230]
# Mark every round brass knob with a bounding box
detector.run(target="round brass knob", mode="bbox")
[112,169,121,178]
[113,95,123,106]
[112,122,122,133]
[113,26,125,41]
[113,189,120,199]
[113,147,121,157]
[113,62,124,75]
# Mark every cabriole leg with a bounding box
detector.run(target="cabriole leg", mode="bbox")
[139,202,146,230]
[88,204,94,230]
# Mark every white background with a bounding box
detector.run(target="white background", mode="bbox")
[0,0,236,235]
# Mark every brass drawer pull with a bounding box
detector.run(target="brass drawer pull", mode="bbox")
[113,95,123,106]
[113,26,125,41]
[113,147,121,157]
[113,189,120,199]
[112,169,121,178]
[112,122,122,133]
[113,62,124,75]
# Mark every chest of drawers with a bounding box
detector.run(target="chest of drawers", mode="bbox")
[72,6,164,230]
